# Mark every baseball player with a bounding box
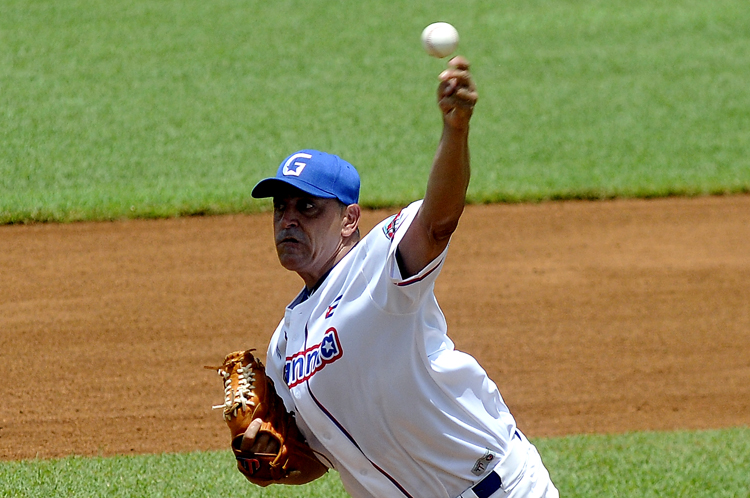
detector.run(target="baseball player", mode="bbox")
[241,57,559,498]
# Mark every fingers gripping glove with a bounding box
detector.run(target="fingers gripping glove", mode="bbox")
[206,350,327,484]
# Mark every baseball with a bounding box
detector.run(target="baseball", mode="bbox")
[421,22,459,58]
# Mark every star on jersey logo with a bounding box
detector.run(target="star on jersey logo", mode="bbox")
[282,152,312,177]
[321,333,338,357]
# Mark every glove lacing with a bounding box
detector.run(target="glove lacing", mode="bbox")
[212,364,256,421]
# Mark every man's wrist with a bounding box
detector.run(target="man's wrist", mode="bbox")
[442,119,471,134]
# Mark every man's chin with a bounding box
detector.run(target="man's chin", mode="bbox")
[276,250,309,273]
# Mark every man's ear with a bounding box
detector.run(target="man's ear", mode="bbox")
[341,204,361,238]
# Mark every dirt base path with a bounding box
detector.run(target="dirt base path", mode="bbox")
[1,195,749,460]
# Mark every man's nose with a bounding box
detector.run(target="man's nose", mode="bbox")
[278,208,299,227]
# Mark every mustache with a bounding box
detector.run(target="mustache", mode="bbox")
[275,228,306,245]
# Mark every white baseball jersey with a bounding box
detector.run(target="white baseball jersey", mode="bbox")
[264,200,522,498]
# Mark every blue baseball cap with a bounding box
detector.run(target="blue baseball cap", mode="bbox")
[251,149,360,205]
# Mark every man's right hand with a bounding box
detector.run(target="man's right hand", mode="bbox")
[437,56,478,131]
[234,417,328,486]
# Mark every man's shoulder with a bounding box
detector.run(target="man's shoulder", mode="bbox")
[367,200,424,243]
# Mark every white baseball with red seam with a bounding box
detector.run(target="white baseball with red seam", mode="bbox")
[421,22,459,58]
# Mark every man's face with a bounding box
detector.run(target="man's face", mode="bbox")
[272,188,347,280]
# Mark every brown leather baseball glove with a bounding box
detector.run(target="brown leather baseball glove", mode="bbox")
[206,349,328,485]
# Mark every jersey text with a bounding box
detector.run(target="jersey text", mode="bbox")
[284,327,343,387]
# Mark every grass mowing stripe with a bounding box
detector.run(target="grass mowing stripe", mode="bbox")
[0,450,347,498]
[536,427,750,497]
[1,427,748,497]
[466,0,750,202]
[2,0,750,223]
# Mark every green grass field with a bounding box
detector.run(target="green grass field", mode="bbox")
[2,428,748,497]
[2,0,749,495]
[2,0,749,223]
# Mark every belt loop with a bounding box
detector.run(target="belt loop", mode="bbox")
[459,489,479,498]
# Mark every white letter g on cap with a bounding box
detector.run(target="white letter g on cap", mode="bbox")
[282,152,312,177]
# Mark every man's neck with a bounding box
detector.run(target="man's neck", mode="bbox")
[299,235,359,290]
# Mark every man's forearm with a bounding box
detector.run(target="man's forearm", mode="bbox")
[421,123,471,242]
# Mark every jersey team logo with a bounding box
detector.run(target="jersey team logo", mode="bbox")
[325,295,343,318]
[382,209,405,240]
[284,327,343,387]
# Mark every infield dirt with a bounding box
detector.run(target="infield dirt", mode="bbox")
[1,195,749,460]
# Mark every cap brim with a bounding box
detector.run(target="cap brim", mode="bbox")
[251,177,337,200]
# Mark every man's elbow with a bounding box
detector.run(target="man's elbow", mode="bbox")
[429,213,462,243]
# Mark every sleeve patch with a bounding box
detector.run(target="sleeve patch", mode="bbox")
[382,209,405,240]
